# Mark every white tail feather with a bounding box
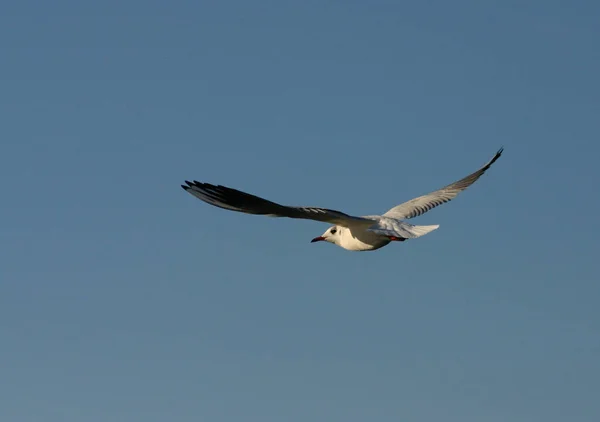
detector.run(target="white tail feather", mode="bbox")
[406,224,439,238]
[367,221,440,239]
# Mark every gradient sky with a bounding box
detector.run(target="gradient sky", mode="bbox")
[2,1,599,421]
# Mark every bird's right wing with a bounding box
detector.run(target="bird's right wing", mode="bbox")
[182,181,374,227]
[382,148,503,220]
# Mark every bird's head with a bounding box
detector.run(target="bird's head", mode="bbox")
[311,226,341,245]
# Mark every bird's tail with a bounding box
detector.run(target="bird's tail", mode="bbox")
[405,224,440,238]
[368,222,440,239]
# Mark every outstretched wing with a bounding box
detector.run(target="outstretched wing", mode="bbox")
[383,148,503,220]
[182,181,374,227]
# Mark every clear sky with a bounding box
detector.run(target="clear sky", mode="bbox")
[1,1,599,421]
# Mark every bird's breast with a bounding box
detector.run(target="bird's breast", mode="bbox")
[339,227,391,251]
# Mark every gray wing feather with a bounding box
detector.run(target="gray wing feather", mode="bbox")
[182,181,373,226]
[383,148,503,220]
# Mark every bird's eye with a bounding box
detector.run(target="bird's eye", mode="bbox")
[330,228,337,234]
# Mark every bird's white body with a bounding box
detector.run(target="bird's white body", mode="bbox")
[316,217,440,251]
[182,148,503,252]
[325,223,391,251]
[337,224,392,251]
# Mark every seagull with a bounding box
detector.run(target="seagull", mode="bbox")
[182,148,503,251]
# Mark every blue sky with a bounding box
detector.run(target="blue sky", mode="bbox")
[1,1,599,421]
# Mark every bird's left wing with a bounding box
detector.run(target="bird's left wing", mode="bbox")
[182,181,374,227]
[382,148,503,220]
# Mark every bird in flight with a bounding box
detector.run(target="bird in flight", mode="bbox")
[182,148,503,251]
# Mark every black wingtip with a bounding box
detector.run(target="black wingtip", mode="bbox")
[485,147,504,168]
[182,180,198,190]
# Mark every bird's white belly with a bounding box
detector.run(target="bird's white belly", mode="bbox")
[340,228,391,251]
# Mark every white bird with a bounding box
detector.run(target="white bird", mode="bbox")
[182,148,503,251]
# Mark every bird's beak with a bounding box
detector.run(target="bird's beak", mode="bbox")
[310,236,325,243]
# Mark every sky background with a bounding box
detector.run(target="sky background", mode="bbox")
[1,1,599,421]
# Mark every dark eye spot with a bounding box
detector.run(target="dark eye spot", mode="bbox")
[330,228,337,234]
